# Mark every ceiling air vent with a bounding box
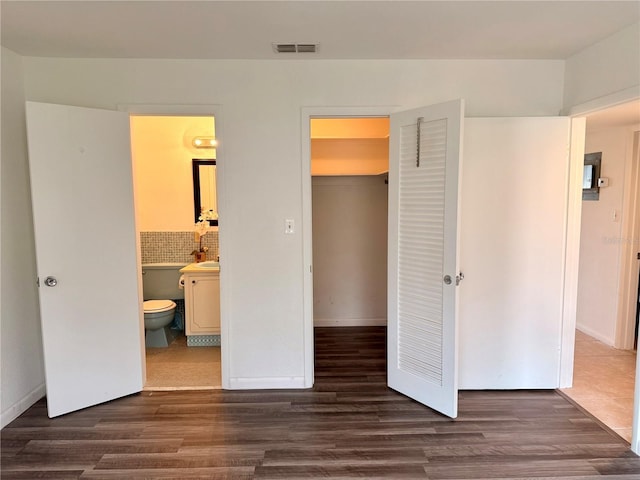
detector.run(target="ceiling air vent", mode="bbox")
[296,44,317,53]
[274,43,297,53]
[273,43,318,54]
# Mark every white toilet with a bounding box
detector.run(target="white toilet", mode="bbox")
[141,263,185,348]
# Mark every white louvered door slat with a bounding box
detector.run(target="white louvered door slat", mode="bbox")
[387,100,464,418]
[398,118,446,384]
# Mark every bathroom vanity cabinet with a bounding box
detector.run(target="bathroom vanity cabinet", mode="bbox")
[181,267,220,336]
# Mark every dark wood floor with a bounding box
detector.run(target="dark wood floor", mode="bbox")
[2,327,639,479]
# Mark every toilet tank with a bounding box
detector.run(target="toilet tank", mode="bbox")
[141,263,187,300]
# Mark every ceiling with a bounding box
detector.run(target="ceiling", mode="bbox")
[1,1,638,60]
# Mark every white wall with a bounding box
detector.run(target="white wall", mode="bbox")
[312,176,387,326]
[577,125,638,345]
[564,22,640,112]
[130,115,215,231]
[459,117,571,389]
[0,47,45,427]
[20,57,564,387]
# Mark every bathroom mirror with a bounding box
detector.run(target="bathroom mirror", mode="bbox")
[192,159,218,225]
[583,152,602,201]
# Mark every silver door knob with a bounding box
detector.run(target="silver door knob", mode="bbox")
[44,276,58,287]
[443,275,452,285]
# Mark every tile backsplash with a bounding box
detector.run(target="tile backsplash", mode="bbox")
[140,231,219,264]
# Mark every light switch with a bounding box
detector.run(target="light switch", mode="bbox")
[285,219,295,234]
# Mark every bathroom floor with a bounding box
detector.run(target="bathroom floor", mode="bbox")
[560,329,637,442]
[144,334,222,390]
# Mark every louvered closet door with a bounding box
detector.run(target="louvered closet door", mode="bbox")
[387,100,464,418]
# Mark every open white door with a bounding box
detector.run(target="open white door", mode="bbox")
[26,102,143,418]
[387,99,464,418]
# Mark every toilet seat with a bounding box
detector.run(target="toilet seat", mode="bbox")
[143,299,176,313]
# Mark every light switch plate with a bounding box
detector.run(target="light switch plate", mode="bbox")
[285,219,295,234]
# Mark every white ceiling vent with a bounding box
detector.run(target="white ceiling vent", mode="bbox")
[273,43,318,54]
[296,44,318,53]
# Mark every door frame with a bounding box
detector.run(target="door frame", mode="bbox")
[301,105,398,387]
[118,104,229,389]
[616,129,640,349]
[558,117,587,388]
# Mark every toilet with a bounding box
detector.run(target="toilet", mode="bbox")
[141,263,186,348]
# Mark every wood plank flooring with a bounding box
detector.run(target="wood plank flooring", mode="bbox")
[2,326,639,479]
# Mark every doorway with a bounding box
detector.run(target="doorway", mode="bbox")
[564,101,640,443]
[303,102,465,419]
[25,102,230,418]
[309,117,389,394]
[129,115,222,390]
[310,117,390,330]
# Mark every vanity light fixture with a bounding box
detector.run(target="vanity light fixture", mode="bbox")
[193,136,217,148]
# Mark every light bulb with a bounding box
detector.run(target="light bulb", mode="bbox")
[193,136,216,148]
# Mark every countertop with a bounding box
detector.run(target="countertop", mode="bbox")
[180,262,220,274]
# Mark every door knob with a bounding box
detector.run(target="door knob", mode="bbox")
[44,276,58,287]
[443,273,464,286]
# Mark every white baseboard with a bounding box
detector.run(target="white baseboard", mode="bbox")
[460,381,559,390]
[576,324,615,346]
[1,383,46,429]
[314,317,387,327]
[228,376,306,389]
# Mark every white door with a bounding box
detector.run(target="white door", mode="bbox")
[26,102,143,418]
[458,118,572,390]
[387,99,464,418]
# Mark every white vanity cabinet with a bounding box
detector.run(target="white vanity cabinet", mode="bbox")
[182,268,220,336]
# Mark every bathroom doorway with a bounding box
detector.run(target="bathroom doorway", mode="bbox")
[129,114,223,390]
[309,117,390,377]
